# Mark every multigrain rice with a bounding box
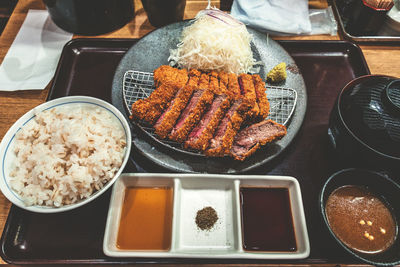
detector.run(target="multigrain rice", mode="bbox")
[9,104,127,207]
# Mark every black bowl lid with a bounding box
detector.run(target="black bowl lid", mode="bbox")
[339,76,400,158]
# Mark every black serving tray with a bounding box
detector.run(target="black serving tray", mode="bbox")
[1,38,371,264]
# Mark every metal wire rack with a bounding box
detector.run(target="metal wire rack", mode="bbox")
[123,70,297,155]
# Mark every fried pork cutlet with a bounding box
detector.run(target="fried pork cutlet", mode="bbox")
[209,71,221,95]
[130,67,178,122]
[153,65,177,87]
[252,74,270,120]
[239,73,259,119]
[131,68,188,124]
[169,73,214,143]
[205,98,251,157]
[198,72,210,89]
[185,94,231,151]
[218,71,229,95]
[227,73,241,99]
[154,70,201,139]
[230,120,286,161]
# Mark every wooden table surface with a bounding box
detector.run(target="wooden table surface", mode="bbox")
[0,0,398,265]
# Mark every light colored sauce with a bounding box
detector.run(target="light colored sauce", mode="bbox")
[326,185,397,254]
[116,187,173,250]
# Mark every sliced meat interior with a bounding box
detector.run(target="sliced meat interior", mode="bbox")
[231,119,287,161]
[185,94,231,151]
[206,98,248,157]
[169,88,214,143]
[154,70,200,139]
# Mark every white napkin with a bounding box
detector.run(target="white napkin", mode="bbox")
[231,0,312,35]
[0,10,72,91]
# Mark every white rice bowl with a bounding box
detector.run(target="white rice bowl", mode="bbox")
[0,96,131,213]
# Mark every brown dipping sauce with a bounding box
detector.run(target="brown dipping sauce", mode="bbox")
[325,185,397,254]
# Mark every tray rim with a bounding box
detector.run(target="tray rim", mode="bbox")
[1,38,371,265]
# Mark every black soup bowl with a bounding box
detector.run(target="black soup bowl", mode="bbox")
[328,75,400,171]
[320,168,400,266]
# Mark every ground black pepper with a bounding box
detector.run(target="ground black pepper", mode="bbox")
[195,206,218,230]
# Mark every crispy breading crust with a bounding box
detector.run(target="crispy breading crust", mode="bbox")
[153,65,170,87]
[227,73,241,99]
[253,74,270,120]
[169,89,214,143]
[154,71,200,139]
[218,71,228,94]
[209,71,221,95]
[198,73,210,89]
[205,112,244,156]
[129,99,149,120]
[231,120,286,161]
[205,99,252,157]
[168,72,213,142]
[185,95,231,151]
[131,67,178,122]
[239,73,259,119]
[131,68,188,124]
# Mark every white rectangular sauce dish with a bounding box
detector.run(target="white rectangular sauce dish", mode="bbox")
[103,173,310,259]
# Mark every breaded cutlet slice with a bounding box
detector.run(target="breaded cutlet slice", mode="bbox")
[218,71,229,95]
[239,73,259,119]
[154,70,201,139]
[169,73,214,143]
[209,71,221,95]
[130,68,179,122]
[185,94,231,151]
[131,68,188,124]
[227,73,241,99]
[198,72,210,89]
[153,65,179,87]
[230,120,286,161]
[205,97,252,157]
[252,74,270,120]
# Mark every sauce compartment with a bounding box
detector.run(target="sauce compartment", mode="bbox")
[103,173,310,259]
[103,174,176,257]
[116,186,174,251]
[238,177,310,258]
[240,187,296,252]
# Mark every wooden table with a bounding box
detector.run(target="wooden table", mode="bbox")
[0,0,398,265]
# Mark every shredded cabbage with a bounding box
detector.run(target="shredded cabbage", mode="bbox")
[168,8,260,74]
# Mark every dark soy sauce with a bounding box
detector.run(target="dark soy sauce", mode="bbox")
[240,187,297,252]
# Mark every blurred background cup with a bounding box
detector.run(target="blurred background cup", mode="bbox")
[337,0,394,36]
[140,0,186,27]
[43,0,135,35]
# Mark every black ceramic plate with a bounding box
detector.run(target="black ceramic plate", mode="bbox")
[111,21,307,173]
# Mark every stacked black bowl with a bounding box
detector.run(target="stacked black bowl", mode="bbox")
[328,75,400,172]
[322,75,400,265]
